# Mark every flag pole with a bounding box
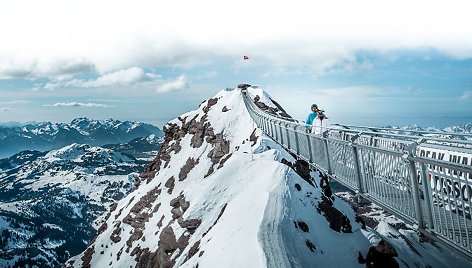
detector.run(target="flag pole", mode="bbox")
[243,57,246,83]
[243,55,249,83]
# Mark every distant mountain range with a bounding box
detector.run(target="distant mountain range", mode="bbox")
[0,118,164,159]
[384,123,472,133]
[0,143,149,267]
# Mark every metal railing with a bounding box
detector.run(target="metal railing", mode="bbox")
[242,91,472,258]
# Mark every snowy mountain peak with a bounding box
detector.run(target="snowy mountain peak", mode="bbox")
[66,86,469,268]
[0,142,148,267]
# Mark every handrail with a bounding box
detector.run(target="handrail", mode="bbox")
[245,93,472,148]
[332,123,472,138]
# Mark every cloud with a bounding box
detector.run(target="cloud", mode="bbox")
[1,0,472,80]
[155,75,189,93]
[459,91,472,100]
[45,102,111,108]
[42,67,159,90]
[0,100,31,105]
[0,107,10,112]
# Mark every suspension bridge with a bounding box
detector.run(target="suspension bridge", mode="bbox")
[241,88,472,259]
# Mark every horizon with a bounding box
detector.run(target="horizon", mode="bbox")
[1,0,472,130]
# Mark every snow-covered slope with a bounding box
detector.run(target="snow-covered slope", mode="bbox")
[67,87,470,268]
[0,118,164,159]
[0,144,146,267]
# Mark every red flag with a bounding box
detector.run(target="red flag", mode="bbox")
[243,55,249,60]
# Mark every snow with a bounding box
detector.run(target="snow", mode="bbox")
[43,223,64,231]
[68,87,472,268]
[42,238,66,249]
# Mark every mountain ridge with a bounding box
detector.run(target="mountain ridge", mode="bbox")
[0,118,164,159]
[67,87,470,268]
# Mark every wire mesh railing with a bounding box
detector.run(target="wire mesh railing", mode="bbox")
[241,90,472,258]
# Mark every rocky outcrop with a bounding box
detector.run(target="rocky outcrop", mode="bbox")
[253,95,294,120]
[81,246,94,268]
[165,176,175,194]
[179,158,199,181]
[132,193,200,268]
[121,187,162,251]
[202,98,218,113]
[141,97,232,182]
[141,122,183,180]
[317,173,352,233]
[250,128,258,146]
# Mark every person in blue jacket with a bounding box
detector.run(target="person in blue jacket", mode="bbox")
[305,104,319,133]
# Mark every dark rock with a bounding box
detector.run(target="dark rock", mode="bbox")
[294,160,311,181]
[355,215,367,230]
[281,158,293,168]
[157,215,165,228]
[249,128,258,146]
[217,153,233,169]
[81,246,94,268]
[317,195,352,233]
[170,196,182,208]
[222,106,229,112]
[122,187,161,250]
[116,247,123,261]
[181,200,190,212]
[178,218,202,230]
[296,221,309,232]
[305,240,316,253]
[179,157,199,181]
[252,95,295,121]
[165,176,175,194]
[202,98,218,113]
[358,240,399,268]
[171,208,183,219]
[295,183,301,191]
[159,226,179,253]
[110,224,122,243]
[186,240,201,261]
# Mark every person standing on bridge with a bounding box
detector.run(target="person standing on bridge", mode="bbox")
[305,104,319,133]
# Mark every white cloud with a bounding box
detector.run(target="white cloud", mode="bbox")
[1,0,472,80]
[45,102,111,108]
[42,67,160,90]
[0,100,31,105]
[0,107,10,112]
[155,75,189,93]
[459,91,472,100]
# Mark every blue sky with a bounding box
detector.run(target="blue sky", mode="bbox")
[1,0,472,128]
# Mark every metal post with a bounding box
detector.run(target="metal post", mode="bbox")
[351,134,365,203]
[420,161,434,230]
[285,123,291,149]
[405,140,425,229]
[407,157,424,228]
[278,122,284,144]
[306,133,314,162]
[293,125,300,154]
[322,130,332,175]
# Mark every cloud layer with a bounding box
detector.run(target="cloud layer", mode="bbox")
[1,0,472,81]
[42,67,159,90]
[45,102,111,108]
